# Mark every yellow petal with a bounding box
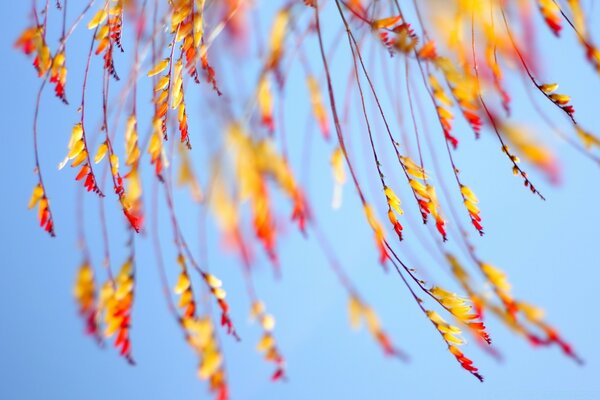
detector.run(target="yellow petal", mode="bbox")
[148,58,170,77]
[87,9,108,29]
[261,314,275,331]
[348,296,362,329]
[205,274,222,288]
[174,272,190,295]
[539,83,559,94]
[94,142,108,164]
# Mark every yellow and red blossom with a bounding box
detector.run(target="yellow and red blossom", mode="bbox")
[250,301,286,381]
[94,138,141,232]
[149,55,173,139]
[501,123,560,184]
[148,118,165,178]
[171,0,203,82]
[99,258,135,363]
[401,156,447,240]
[267,9,290,70]
[306,76,329,139]
[15,25,52,77]
[429,74,458,148]
[200,44,222,95]
[73,262,100,340]
[575,126,600,150]
[49,51,68,103]
[383,186,404,240]
[376,20,418,54]
[257,75,275,132]
[435,58,482,138]
[174,254,197,319]
[417,39,437,60]
[483,38,511,115]
[537,0,562,36]
[227,124,308,251]
[172,59,191,147]
[348,295,406,359]
[202,272,238,339]
[88,2,121,79]
[182,315,230,399]
[59,123,103,195]
[430,286,491,344]
[28,183,55,236]
[460,185,484,235]
[363,204,388,265]
[426,310,483,381]
[539,82,575,119]
[480,261,582,362]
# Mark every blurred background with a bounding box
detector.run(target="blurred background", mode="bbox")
[1,1,599,399]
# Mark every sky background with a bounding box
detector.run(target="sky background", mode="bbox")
[1,1,600,399]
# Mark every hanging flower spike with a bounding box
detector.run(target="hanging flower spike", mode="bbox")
[108,0,124,52]
[257,75,275,132]
[121,115,144,231]
[89,3,119,80]
[563,0,600,73]
[483,33,511,115]
[500,123,560,184]
[250,301,286,381]
[202,272,239,340]
[182,316,230,399]
[363,204,388,265]
[426,310,484,382]
[73,261,101,341]
[28,183,55,236]
[200,43,222,95]
[429,74,458,148]
[435,58,482,138]
[480,262,517,316]
[402,160,446,241]
[58,122,103,196]
[480,261,582,362]
[49,51,68,103]
[148,117,165,179]
[460,185,484,235]
[383,186,404,240]
[539,83,575,119]
[291,188,309,234]
[94,135,141,232]
[173,1,201,83]
[429,286,491,344]
[174,254,197,319]
[172,58,191,148]
[306,75,330,140]
[174,253,230,399]
[149,57,172,139]
[537,0,562,36]
[266,9,290,71]
[100,257,135,364]
[252,180,278,265]
[348,295,407,360]
[15,25,52,77]
[425,184,448,242]
[575,126,600,151]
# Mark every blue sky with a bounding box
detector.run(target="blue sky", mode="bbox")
[1,2,599,399]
